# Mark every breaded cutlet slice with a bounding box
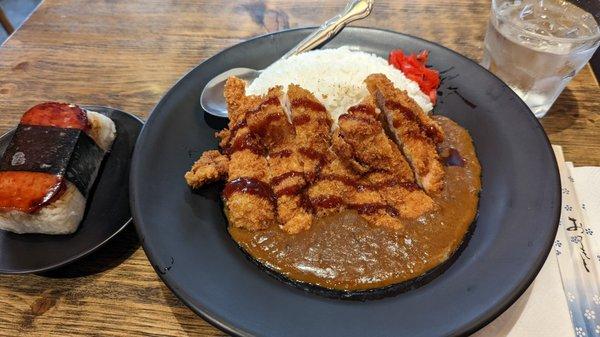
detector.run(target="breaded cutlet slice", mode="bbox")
[349,176,403,230]
[184,77,258,190]
[185,150,229,188]
[224,76,258,125]
[221,77,276,231]
[246,87,313,234]
[363,170,433,219]
[307,150,354,218]
[287,84,401,226]
[320,142,402,229]
[287,84,332,182]
[365,73,445,194]
[335,98,435,222]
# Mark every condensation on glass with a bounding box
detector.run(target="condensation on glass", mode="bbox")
[482,0,600,118]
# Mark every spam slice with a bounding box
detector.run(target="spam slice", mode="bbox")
[0,102,116,234]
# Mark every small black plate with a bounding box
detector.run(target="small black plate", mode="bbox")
[0,106,143,274]
[131,27,560,337]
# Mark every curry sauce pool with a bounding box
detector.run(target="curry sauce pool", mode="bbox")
[229,116,481,295]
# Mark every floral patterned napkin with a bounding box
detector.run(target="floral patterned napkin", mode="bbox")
[553,145,600,337]
[474,145,600,337]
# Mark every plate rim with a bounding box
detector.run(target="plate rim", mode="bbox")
[130,26,561,337]
[0,106,144,274]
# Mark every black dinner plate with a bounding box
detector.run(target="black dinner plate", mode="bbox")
[130,27,560,336]
[0,106,143,274]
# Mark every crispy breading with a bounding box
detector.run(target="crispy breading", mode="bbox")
[288,84,332,182]
[224,77,259,125]
[246,86,288,147]
[216,129,231,149]
[246,87,313,234]
[309,149,403,229]
[286,87,366,219]
[274,196,312,234]
[330,129,369,175]
[302,144,402,228]
[226,134,268,181]
[365,73,445,194]
[364,170,435,219]
[349,177,403,230]
[221,77,276,231]
[185,77,444,233]
[184,150,229,188]
[335,95,413,176]
[308,151,355,217]
[224,193,276,232]
[336,98,435,221]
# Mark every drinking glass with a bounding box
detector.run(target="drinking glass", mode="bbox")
[481,0,600,118]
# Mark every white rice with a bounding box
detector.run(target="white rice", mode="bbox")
[247,46,433,122]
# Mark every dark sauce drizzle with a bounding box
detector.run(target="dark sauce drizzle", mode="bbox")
[220,93,429,224]
[348,104,376,116]
[223,177,275,204]
[339,113,378,126]
[380,93,443,143]
[225,132,264,156]
[275,184,305,197]
[319,174,356,187]
[310,195,345,209]
[319,173,419,192]
[270,149,292,158]
[290,98,326,112]
[229,120,247,134]
[447,86,477,108]
[271,171,305,186]
[298,147,326,163]
[298,192,314,212]
[310,195,399,217]
[250,113,285,137]
[292,114,311,126]
[247,96,280,114]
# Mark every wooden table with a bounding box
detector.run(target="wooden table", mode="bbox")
[0,0,597,335]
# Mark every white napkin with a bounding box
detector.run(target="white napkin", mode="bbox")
[473,145,600,337]
[553,146,600,337]
[473,252,574,337]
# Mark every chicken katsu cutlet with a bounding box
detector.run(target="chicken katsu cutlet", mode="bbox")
[285,85,401,228]
[366,73,445,194]
[219,77,276,231]
[186,74,446,233]
[184,150,229,188]
[287,85,359,221]
[287,84,332,182]
[246,86,314,234]
[334,96,435,226]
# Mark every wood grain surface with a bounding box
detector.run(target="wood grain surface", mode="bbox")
[0,0,597,336]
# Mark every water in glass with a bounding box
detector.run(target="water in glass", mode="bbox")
[482,0,600,117]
